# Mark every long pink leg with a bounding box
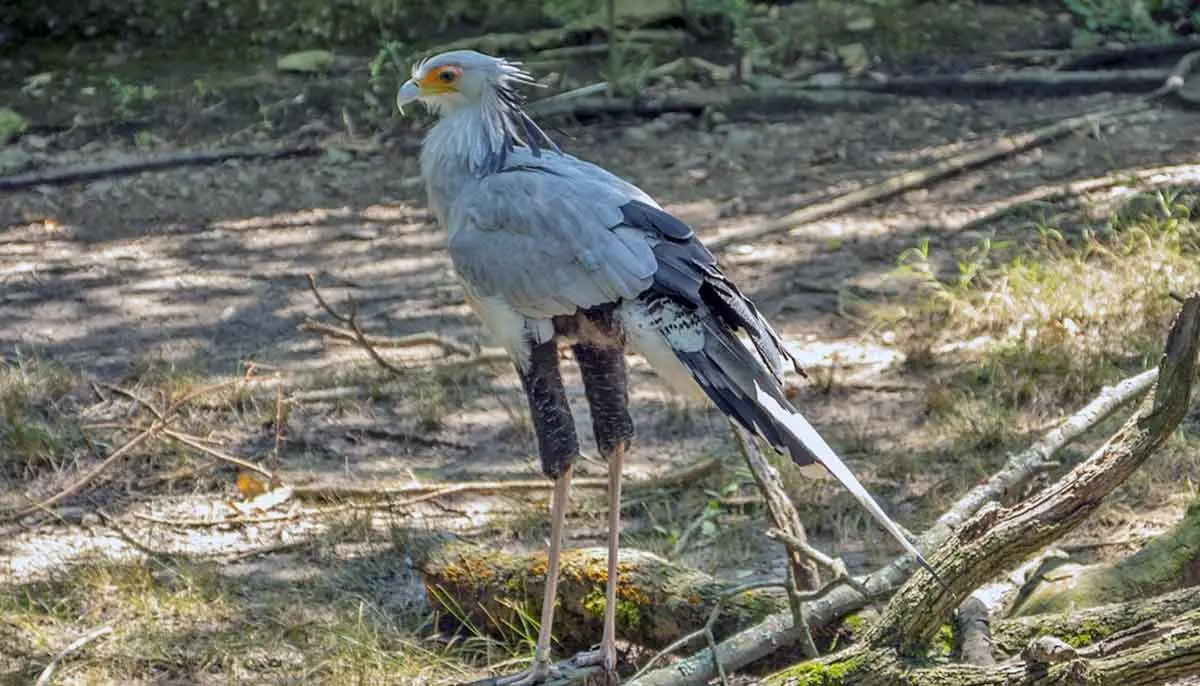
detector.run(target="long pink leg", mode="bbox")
[599,445,624,672]
[500,470,572,685]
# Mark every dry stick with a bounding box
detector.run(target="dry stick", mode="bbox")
[0,381,243,523]
[0,145,319,192]
[34,624,114,686]
[0,422,165,523]
[299,321,476,357]
[705,102,1148,252]
[942,162,1200,233]
[136,458,722,528]
[625,364,1159,686]
[306,274,409,378]
[729,425,821,659]
[161,429,274,479]
[293,455,721,504]
[731,425,820,591]
[706,51,1200,253]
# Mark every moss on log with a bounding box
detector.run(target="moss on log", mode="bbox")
[1010,501,1200,616]
[411,540,786,651]
[765,607,1200,685]
[992,584,1200,655]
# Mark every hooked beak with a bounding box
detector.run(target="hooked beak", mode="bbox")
[396,79,421,115]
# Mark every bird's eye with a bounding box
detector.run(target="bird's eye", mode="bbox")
[438,70,457,83]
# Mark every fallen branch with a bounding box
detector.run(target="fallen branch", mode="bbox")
[1058,38,1200,72]
[0,145,319,192]
[732,425,820,593]
[870,294,1199,655]
[831,68,1170,98]
[731,426,824,660]
[625,349,1160,686]
[34,624,114,686]
[943,163,1200,233]
[706,50,1200,252]
[705,100,1151,251]
[749,294,1200,684]
[766,607,1200,685]
[1008,497,1200,617]
[992,584,1200,656]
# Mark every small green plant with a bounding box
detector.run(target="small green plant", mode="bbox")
[1064,0,1196,44]
[370,40,410,92]
[106,77,159,116]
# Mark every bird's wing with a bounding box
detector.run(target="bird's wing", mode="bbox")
[446,154,659,321]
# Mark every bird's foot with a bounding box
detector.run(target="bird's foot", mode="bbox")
[570,643,619,683]
[493,659,558,686]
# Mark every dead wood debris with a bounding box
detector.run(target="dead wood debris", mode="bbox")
[706,48,1200,252]
[750,293,1200,685]
[625,335,1166,686]
[0,380,247,523]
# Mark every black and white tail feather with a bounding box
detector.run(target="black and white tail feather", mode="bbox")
[615,200,939,580]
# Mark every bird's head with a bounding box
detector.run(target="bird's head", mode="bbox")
[397,50,537,116]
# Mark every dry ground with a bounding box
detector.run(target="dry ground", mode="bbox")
[3,31,1200,684]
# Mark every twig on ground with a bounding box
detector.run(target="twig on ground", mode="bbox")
[272,383,284,472]
[943,162,1200,233]
[0,422,165,523]
[625,349,1160,686]
[162,429,275,478]
[706,100,1151,251]
[299,321,476,357]
[306,274,409,378]
[34,624,114,686]
[834,68,1170,97]
[294,455,721,503]
[0,145,319,192]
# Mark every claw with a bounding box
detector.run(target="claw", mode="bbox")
[571,645,619,684]
[494,659,557,686]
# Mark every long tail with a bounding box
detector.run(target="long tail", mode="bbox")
[636,299,937,578]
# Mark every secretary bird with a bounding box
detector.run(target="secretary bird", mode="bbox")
[398,50,930,683]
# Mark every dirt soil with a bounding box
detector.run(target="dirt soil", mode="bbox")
[3,18,1200,683]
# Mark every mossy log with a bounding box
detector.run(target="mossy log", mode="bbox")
[412,540,786,651]
[763,607,1200,686]
[992,584,1200,656]
[1009,501,1200,616]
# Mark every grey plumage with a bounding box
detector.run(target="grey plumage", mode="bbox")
[403,54,935,667]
